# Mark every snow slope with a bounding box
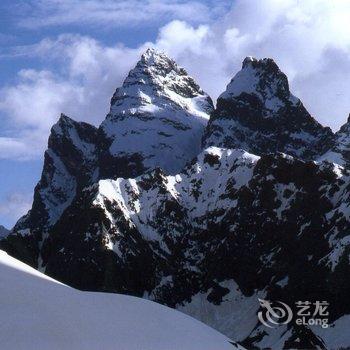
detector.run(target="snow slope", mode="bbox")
[314,315,350,350]
[0,250,240,350]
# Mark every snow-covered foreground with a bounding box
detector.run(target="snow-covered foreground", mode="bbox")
[0,250,241,350]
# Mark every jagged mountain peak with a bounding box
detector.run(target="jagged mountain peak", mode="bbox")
[220,56,297,110]
[51,113,98,145]
[141,47,163,59]
[139,47,184,73]
[242,56,278,69]
[51,113,75,134]
[57,112,72,123]
[49,113,98,160]
[109,48,212,113]
[100,50,214,178]
[203,57,334,160]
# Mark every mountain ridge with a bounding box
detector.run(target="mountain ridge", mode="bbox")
[2,49,350,350]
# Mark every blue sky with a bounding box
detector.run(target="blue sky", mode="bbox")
[1,0,350,228]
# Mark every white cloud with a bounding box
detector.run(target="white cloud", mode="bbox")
[15,0,220,28]
[0,35,144,159]
[1,0,350,161]
[0,69,83,130]
[155,20,210,55]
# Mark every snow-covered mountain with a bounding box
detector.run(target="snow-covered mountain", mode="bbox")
[27,146,350,349]
[203,57,334,159]
[0,249,240,350]
[99,48,213,178]
[2,51,350,349]
[4,48,212,268]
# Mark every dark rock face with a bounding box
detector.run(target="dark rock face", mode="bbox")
[22,147,350,348]
[203,57,334,160]
[319,116,350,166]
[2,115,99,267]
[3,53,350,349]
[16,114,99,233]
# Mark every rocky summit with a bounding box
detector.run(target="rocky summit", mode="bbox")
[203,57,334,160]
[99,48,214,179]
[2,50,350,350]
